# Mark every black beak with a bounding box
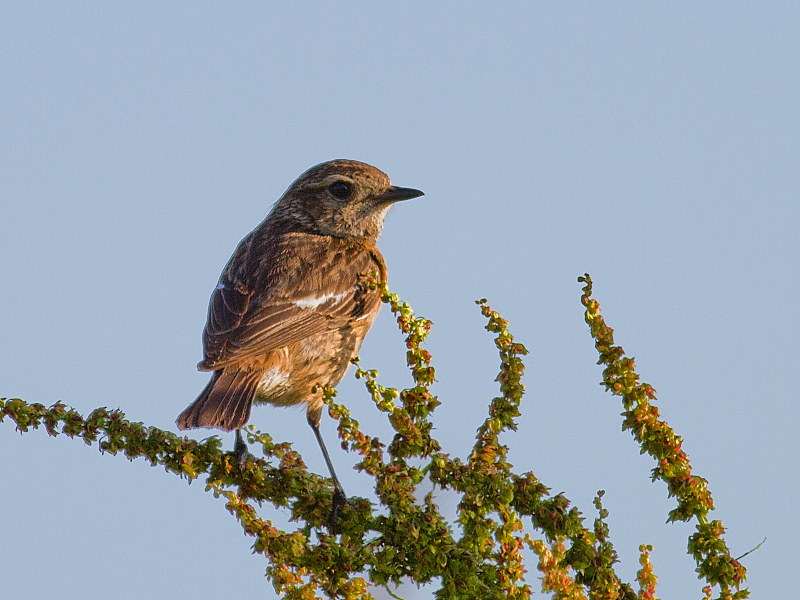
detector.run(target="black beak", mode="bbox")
[376,186,425,203]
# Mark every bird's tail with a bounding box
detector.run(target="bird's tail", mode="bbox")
[176,368,262,431]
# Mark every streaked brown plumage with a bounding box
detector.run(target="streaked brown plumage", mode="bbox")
[176,160,422,493]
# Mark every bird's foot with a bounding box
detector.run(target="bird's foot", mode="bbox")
[234,429,249,472]
[328,486,351,533]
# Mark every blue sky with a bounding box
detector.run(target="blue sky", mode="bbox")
[2,3,798,598]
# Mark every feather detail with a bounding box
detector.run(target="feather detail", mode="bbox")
[198,234,385,370]
[176,366,264,431]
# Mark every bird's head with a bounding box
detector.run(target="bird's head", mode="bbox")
[269,160,423,242]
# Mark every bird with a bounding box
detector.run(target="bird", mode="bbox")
[176,159,423,505]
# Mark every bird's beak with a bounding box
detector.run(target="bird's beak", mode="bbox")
[376,186,425,203]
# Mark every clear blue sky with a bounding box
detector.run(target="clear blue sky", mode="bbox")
[2,3,797,598]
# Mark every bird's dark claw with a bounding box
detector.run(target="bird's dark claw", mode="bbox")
[328,486,350,533]
[234,429,249,471]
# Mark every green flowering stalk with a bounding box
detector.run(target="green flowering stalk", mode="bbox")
[0,277,749,599]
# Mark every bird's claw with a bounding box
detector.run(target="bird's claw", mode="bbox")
[234,429,249,472]
[329,486,350,533]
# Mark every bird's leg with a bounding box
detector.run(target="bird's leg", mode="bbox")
[310,420,346,494]
[234,428,249,471]
[310,420,348,530]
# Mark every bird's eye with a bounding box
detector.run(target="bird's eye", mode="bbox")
[328,181,352,200]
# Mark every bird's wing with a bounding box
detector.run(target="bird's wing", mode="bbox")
[199,232,384,370]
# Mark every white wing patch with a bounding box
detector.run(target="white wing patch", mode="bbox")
[293,290,349,310]
[215,282,225,290]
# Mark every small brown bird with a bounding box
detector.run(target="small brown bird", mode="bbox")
[177,159,423,497]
